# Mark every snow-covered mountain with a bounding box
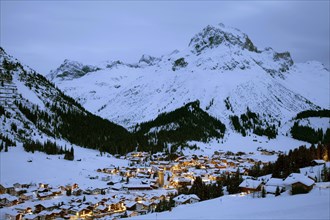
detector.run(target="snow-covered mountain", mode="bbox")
[0,47,133,154]
[48,23,329,137]
[48,59,101,81]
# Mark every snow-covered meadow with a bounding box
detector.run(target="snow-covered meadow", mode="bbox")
[0,144,128,188]
[130,183,330,220]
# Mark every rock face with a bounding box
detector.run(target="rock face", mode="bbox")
[47,59,100,81]
[188,23,258,53]
[48,23,328,137]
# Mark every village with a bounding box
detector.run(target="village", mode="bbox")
[0,148,329,220]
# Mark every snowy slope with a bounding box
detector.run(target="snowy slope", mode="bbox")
[49,23,329,135]
[0,143,128,186]
[129,183,330,219]
[0,47,132,153]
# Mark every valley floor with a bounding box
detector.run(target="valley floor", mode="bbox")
[0,143,128,186]
[130,183,330,220]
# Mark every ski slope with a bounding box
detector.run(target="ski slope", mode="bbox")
[130,183,330,220]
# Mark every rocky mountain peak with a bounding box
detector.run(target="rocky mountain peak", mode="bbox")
[139,54,161,66]
[47,59,100,81]
[188,23,258,54]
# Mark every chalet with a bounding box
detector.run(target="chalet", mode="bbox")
[0,194,19,207]
[227,159,239,167]
[34,204,46,213]
[239,179,263,194]
[50,188,62,196]
[171,176,191,187]
[37,191,53,200]
[125,201,137,211]
[13,182,33,190]
[283,173,315,194]
[135,202,151,214]
[265,178,285,194]
[107,199,125,213]
[38,183,49,189]
[4,208,23,220]
[0,183,16,195]
[59,204,72,214]
[173,194,200,206]
[311,159,326,166]
[111,183,123,191]
[15,205,33,215]
[0,184,6,194]
[13,183,22,189]
[69,204,93,218]
[92,188,102,195]
[72,188,83,196]
[83,187,103,195]
[38,210,56,219]
[51,209,63,218]
[94,204,108,214]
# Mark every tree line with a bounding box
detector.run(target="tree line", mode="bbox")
[248,144,330,180]
[295,109,330,120]
[23,140,74,160]
[230,108,278,139]
[291,122,330,144]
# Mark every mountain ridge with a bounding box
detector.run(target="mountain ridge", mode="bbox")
[47,23,328,136]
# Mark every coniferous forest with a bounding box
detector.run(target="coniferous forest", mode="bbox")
[230,108,278,139]
[290,109,330,144]
[248,143,330,180]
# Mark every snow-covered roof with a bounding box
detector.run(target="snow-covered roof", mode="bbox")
[0,194,18,201]
[264,185,282,194]
[239,179,262,189]
[266,178,284,187]
[124,201,136,208]
[312,159,325,164]
[257,174,272,183]
[283,173,315,187]
[4,208,21,216]
[22,214,38,220]
[173,176,191,183]
[173,194,200,203]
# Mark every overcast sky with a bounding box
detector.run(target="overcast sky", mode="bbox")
[1,1,329,74]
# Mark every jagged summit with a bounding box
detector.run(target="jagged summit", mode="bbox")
[47,59,100,81]
[139,54,161,66]
[188,23,258,54]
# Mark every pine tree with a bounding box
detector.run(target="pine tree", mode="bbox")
[275,186,280,196]
[83,196,86,202]
[70,146,74,159]
[4,142,8,152]
[261,186,266,198]
[322,164,330,182]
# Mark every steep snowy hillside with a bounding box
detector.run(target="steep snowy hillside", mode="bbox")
[49,23,329,138]
[0,47,134,154]
[134,100,226,153]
